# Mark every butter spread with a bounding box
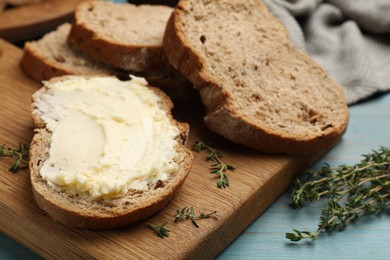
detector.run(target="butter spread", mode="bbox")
[35,76,180,199]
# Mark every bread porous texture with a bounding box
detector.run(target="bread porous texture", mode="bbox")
[29,75,193,229]
[163,0,349,155]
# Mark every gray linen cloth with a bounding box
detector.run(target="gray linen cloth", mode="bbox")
[263,0,390,104]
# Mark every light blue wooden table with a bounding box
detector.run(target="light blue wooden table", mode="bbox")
[1,92,389,258]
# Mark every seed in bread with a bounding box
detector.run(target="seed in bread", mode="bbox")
[29,75,193,229]
[163,0,349,155]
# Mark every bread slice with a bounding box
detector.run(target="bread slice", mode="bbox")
[29,75,193,229]
[21,23,196,101]
[68,1,173,72]
[21,23,125,82]
[163,0,349,156]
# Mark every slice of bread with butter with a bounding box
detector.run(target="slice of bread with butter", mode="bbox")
[29,75,193,229]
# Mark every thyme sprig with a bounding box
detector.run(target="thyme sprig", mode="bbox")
[0,143,29,173]
[192,140,235,188]
[146,222,170,238]
[174,206,217,228]
[286,146,390,242]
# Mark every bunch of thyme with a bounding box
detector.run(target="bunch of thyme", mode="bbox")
[286,146,390,242]
[192,140,235,188]
[0,143,29,173]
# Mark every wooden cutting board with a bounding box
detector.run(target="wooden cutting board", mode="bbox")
[0,0,85,42]
[0,39,323,259]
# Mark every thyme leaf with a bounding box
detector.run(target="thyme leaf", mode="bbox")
[192,140,235,188]
[146,222,170,238]
[0,143,29,173]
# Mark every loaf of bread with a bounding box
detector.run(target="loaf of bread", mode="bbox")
[29,75,193,229]
[163,0,349,155]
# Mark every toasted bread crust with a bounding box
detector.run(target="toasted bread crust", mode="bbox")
[163,0,349,155]
[29,75,193,229]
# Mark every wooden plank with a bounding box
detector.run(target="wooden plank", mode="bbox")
[0,39,323,259]
[0,0,86,42]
